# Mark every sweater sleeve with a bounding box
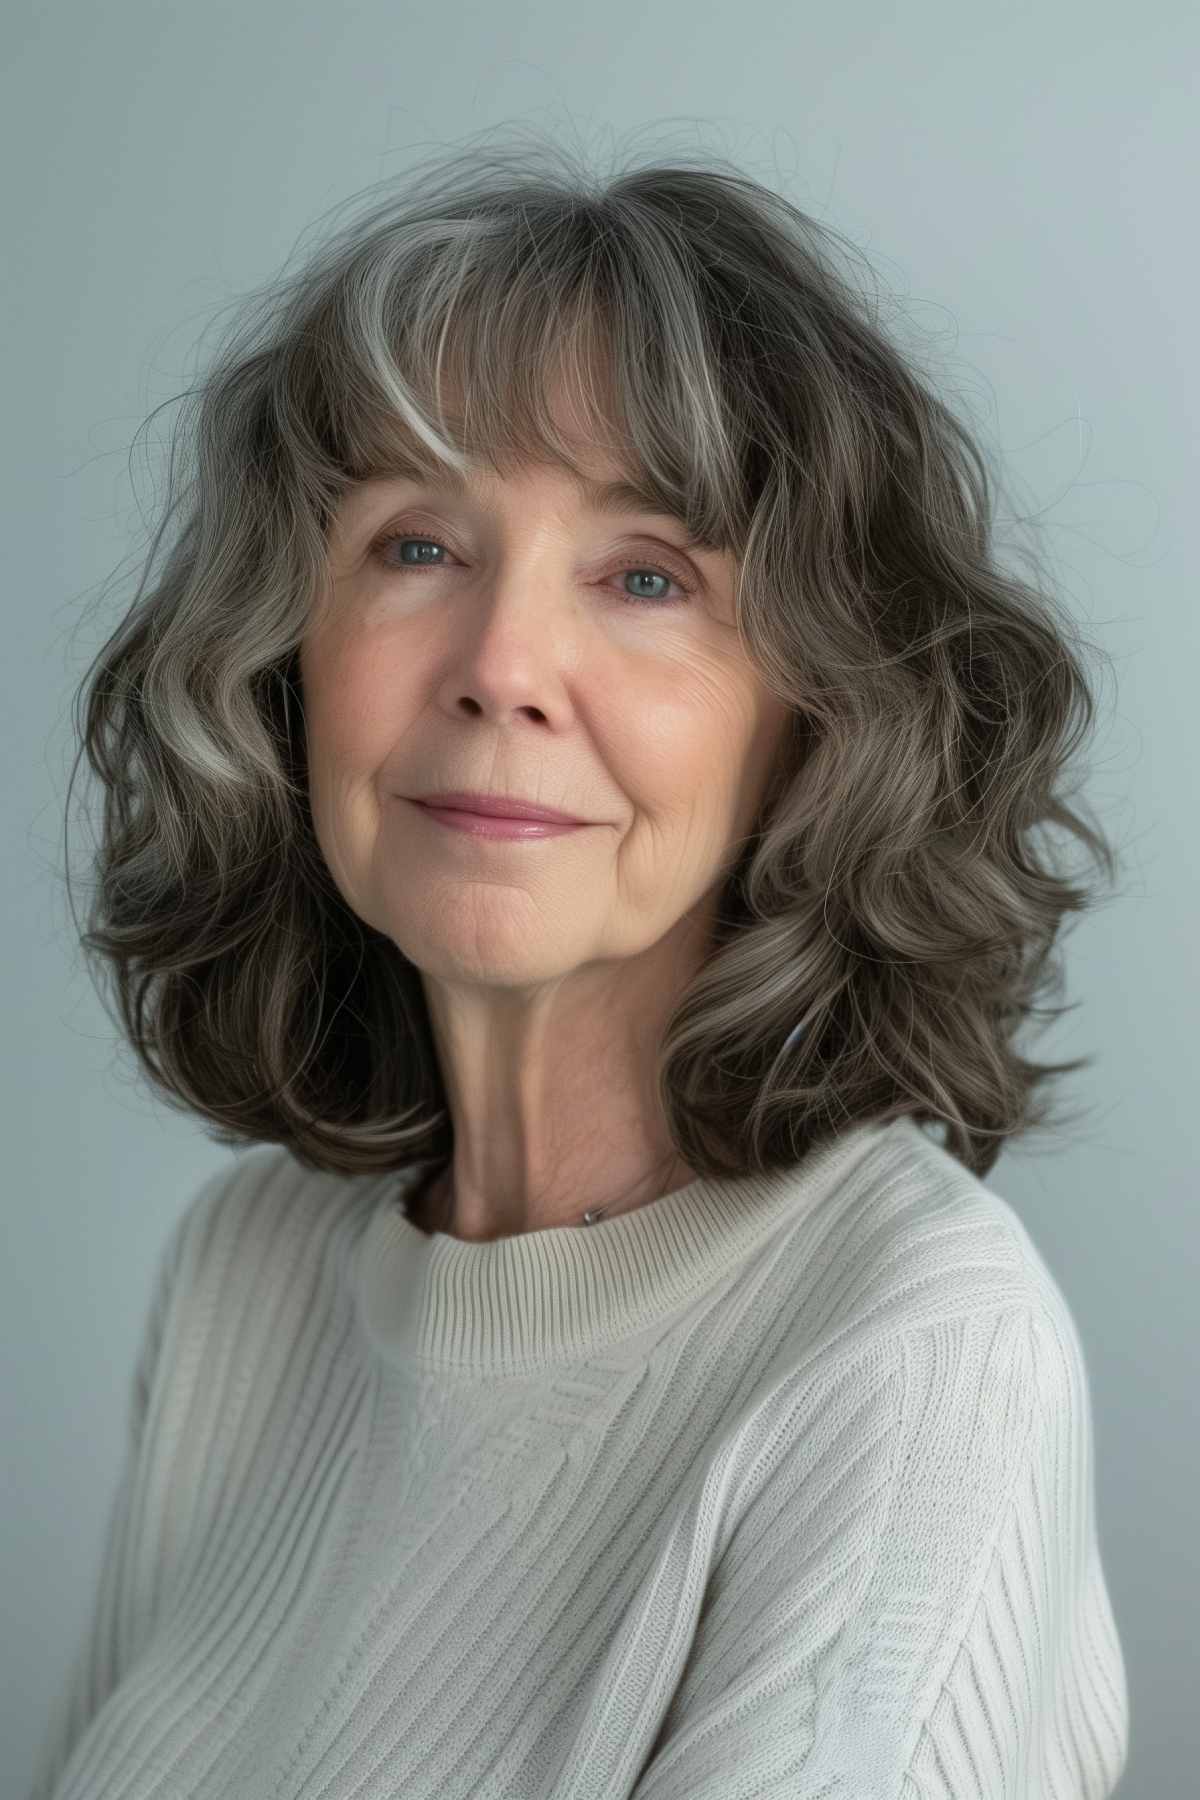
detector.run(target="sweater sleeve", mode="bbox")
[628,1299,1130,1800]
[25,1162,234,1800]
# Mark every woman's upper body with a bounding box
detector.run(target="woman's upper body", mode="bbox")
[47,135,1130,1799]
[28,1114,1128,1800]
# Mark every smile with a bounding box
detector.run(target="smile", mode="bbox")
[410,801,586,840]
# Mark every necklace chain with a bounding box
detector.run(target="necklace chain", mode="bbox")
[411,1151,681,1233]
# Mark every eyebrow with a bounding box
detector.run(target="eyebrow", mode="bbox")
[580,477,722,553]
[384,464,722,554]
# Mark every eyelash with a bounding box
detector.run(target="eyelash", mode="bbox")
[368,528,694,608]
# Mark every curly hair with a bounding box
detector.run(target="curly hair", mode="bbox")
[64,125,1123,1184]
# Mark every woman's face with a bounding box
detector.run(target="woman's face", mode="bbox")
[299,445,791,1000]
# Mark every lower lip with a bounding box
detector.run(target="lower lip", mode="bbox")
[412,801,585,839]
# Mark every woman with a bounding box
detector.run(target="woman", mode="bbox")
[32,135,1129,1797]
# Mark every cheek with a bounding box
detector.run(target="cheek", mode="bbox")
[635,675,765,814]
[676,688,788,859]
[613,705,756,884]
[303,637,404,768]
[299,643,416,880]
[610,653,736,770]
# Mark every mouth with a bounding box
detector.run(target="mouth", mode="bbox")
[410,791,586,824]
[409,800,586,841]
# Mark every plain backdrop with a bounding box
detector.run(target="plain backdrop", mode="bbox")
[3,3,1195,1794]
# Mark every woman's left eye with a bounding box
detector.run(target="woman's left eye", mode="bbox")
[369,530,693,607]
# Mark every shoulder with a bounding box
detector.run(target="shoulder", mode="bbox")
[751,1121,1103,1563]
[776,1117,1087,1371]
[151,1143,391,1341]
[129,1144,397,1454]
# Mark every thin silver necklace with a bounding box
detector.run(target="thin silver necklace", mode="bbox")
[408,1150,682,1233]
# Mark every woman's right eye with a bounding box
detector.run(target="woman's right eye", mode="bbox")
[372,530,450,568]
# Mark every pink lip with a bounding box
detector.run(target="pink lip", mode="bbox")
[412,791,584,823]
[412,801,585,840]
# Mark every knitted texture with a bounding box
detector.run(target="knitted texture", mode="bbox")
[27,1116,1129,1798]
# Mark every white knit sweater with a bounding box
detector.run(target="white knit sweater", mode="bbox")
[27,1115,1129,1798]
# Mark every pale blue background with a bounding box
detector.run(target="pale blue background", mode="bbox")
[4,2,1195,1793]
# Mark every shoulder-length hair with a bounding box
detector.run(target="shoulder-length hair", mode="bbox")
[66,128,1122,1184]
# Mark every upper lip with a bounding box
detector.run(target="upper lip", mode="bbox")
[412,790,587,824]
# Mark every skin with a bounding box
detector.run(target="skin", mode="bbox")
[299,386,791,1242]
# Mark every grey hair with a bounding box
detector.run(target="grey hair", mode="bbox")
[65,126,1123,1183]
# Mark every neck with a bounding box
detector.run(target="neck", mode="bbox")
[409,1149,685,1239]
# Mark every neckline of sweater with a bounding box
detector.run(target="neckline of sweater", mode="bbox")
[355,1118,900,1376]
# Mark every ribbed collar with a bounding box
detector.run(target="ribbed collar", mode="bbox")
[356,1118,895,1376]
